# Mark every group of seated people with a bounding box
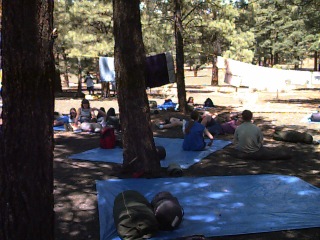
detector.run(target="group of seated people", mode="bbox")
[54,97,295,160]
[53,98,120,133]
[157,97,293,160]
[180,109,292,160]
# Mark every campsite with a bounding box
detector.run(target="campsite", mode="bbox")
[1,1,319,240]
[53,68,320,240]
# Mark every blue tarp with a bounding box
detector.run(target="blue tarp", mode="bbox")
[97,174,320,240]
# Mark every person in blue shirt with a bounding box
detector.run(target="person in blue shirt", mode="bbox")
[183,110,214,151]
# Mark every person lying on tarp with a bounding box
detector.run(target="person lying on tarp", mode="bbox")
[53,108,77,131]
[200,111,242,136]
[232,109,291,160]
[183,110,214,151]
[156,117,185,130]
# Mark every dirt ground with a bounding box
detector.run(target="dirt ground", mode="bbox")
[54,73,320,240]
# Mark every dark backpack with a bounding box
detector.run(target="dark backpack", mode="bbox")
[204,98,214,107]
[100,127,116,149]
[310,112,320,122]
[151,191,184,231]
[113,190,159,240]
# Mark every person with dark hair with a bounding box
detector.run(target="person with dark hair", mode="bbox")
[93,107,120,130]
[203,98,214,107]
[232,109,291,160]
[53,107,77,125]
[187,96,195,111]
[234,110,263,153]
[73,99,101,132]
[183,110,214,151]
[84,71,95,95]
[96,107,106,123]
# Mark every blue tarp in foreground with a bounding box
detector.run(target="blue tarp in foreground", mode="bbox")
[96,174,320,240]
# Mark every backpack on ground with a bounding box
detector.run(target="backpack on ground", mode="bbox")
[100,127,116,149]
[151,191,184,231]
[310,112,320,122]
[204,98,214,107]
[113,190,159,240]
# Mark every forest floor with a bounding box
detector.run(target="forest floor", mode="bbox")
[54,69,320,240]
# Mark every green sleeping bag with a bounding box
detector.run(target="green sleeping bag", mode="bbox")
[113,190,159,240]
[273,130,313,144]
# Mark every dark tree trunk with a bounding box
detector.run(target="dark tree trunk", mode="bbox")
[54,53,62,92]
[270,51,274,67]
[274,52,279,65]
[54,67,62,92]
[174,0,187,114]
[62,52,70,88]
[77,57,83,95]
[314,51,318,71]
[0,1,55,240]
[113,0,160,175]
[53,48,62,93]
[211,36,221,86]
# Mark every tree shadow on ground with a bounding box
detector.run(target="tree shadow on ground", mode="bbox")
[54,110,320,240]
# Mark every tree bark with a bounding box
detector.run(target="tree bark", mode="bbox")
[113,0,160,175]
[211,56,219,86]
[62,52,70,88]
[0,1,55,239]
[77,57,83,95]
[174,0,187,114]
[314,51,318,71]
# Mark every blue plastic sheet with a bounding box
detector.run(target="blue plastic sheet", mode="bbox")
[69,138,231,168]
[96,175,320,240]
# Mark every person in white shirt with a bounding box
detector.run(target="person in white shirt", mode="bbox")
[84,71,95,95]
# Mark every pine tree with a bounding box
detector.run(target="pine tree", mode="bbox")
[0,1,55,239]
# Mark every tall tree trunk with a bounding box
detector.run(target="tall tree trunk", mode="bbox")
[113,0,160,175]
[211,56,218,86]
[314,51,318,71]
[62,52,70,88]
[211,37,221,86]
[0,1,55,239]
[174,0,187,114]
[54,52,62,92]
[77,57,83,96]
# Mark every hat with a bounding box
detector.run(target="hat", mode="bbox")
[82,99,89,104]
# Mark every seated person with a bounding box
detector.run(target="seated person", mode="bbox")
[187,96,195,111]
[93,107,120,130]
[96,107,106,124]
[232,110,291,160]
[73,99,102,133]
[62,108,78,131]
[183,110,214,151]
[68,108,77,124]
